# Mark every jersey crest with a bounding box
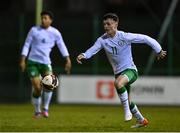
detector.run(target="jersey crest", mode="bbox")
[118,40,126,46]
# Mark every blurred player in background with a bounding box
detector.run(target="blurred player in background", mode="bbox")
[19,10,71,118]
[76,13,166,128]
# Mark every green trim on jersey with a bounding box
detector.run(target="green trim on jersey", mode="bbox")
[115,69,138,93]
[26,60,52,78]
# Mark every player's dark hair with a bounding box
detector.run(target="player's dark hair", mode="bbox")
[103,13,119,22]
[41,10,54,20]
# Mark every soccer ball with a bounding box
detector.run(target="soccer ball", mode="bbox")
[41,74,59,91]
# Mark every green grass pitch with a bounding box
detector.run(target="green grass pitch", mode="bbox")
[0,104,180,132]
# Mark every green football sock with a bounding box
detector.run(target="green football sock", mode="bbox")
[116,87,131,115]
[116,86,126,94]
[130,102,144,122]
[32,91,41,113]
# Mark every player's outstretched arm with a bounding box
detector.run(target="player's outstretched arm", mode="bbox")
[157,50,167,60]
[76,54,85,64]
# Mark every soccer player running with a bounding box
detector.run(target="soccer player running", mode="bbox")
[19,11,71,118]
[76,13,166,127]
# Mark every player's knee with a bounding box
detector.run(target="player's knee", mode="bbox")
[32,85,42,97]
[114,80,124,89]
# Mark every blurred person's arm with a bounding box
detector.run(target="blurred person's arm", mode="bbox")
[55,31,71,74]
[19,27,34,72]
[64,56,71,74]
[19,55,26,72]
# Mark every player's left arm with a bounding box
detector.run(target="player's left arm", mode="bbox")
[64,56,71,74]
[55,31,71,74]
[124,32,167,60]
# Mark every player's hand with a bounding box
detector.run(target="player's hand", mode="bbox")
[65,57,71,74]
[157,50,167,60]
[76,54,85,64]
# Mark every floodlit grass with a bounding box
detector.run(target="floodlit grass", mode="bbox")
[0,104,180,132]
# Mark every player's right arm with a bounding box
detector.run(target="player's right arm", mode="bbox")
[19,27,34,72]
[76,38,103,64]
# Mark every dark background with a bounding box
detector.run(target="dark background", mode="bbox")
[0,0,179,102]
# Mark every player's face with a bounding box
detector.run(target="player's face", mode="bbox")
[41,15,52,28]
[103,19,118,37]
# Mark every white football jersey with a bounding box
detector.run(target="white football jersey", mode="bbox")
[21,26,69,64]
[83,30,162,74]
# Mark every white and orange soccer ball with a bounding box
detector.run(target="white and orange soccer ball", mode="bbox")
[41,74,59,91]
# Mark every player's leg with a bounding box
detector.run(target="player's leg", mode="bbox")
[130,101,148,128]
[31,77,42,118]
[128,87,148,128]
[126,85,146,122]
[125,71,149,127]
[40,64,53,118]
[26,60,42,118]
[114,72,132,121]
